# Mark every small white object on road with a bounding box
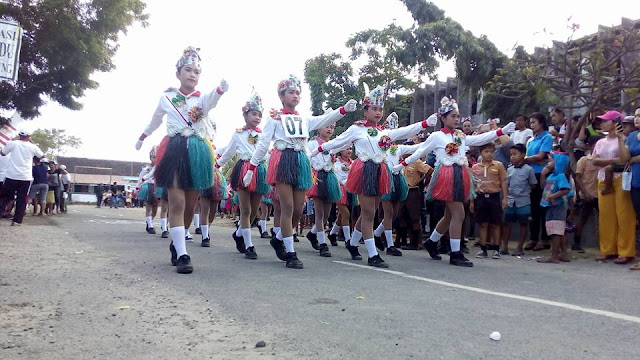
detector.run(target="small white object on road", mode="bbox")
[490,331,501,341]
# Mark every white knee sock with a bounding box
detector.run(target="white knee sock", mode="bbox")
[310,224,317,234]
[450,238,461,252]
[276,227,283,240]
[384,229,394,247]
[258,219,267,232]
[241,228,253,248]
[193,214,200,228]
[145,216,152,228]
[170,226,187,257]
[429,229,444,243]
[317,231,326,245]
[350,229,362,246]
[235,227,242,237]
[160,218,167,232]
[329,223,339,235]
[374,223,385,237]
[274,226,281,237]
[186,229,192,237]
[342,226,351,241]
[364,238,378,257]
[201,224,209,239]
[283,236,294,253]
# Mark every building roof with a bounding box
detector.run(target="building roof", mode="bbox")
[56,156,148,177]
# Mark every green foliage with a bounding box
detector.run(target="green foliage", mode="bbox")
[0,0,148,125]
[31,128,82,159]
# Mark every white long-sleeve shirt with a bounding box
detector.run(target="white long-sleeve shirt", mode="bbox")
[404,129,500,167]
[249,108,346,166]
[218,127,262,166]
[334,157,352,185]
[320,120,428,165]
[386,143,422,174]
[136,165,155,189]
[143,88,222,139]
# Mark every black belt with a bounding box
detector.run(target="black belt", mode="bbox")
[477,192,500,198]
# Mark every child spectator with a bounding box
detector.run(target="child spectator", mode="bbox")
[538,152,571,263]
[501,144,537,256]
[471,142,508,259]
[574,150,599,253]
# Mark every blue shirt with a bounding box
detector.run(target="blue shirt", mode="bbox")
[626,131,640,188]
[526,131,553,174]
[540,173,570,207]
[32,164,49,185]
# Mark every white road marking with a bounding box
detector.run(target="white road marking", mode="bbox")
[334,261,640,325]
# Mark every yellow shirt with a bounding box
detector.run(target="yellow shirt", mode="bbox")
[471,160,507,194]
[403,160,432,188]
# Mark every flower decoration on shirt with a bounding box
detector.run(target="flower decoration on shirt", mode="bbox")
[188,106,204,123]
[176,46,201,70]
[269,108,280,120]
[367,127,379,137]
[438,96,458,116]
[445,142,460,156]
[247,133,259,145]
[242,91,263,114]
[277,75,302,94]
[389,143,398,156]
[362,84,385,107]
[171,93,186,107]
[378,135,392,151]
[149,145,158,159]
[341,163,351,172]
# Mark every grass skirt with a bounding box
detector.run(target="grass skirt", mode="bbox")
[262,196,273,205]
[155,135,214,191]
[156,186,168,201]
[138,183,158,204]
[345,159,392,197]
[266,148,312,190]
[200,170,227,201]
[382,172,409,202]
[426,163,474,202]
[265,187,279,202]
[230,160,270,195]
[308,170,342,202]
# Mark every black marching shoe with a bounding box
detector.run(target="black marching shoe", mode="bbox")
[306,231,319,250]
[386,246,402,256]
[368,254,389,268]
[318,243,332,257]
[293,234,299,243]
[424,240,442,260]
[328,234,338,246]
[195,227,202,235]
[346,243,362,260]
[285,252,304,269]
[232,231,246,254]
[270,228,276,238]
[201,238,210,247]
[146,226,156,235]
[374,235,386,251]
[270,237,287,261]
[245,246,258,260]
[169,242,178,266]
[161,230,169,239]
[450,251,473,267]
[176,255,193,274]
[260,231,271,239]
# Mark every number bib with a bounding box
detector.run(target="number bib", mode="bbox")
[281,115,309,139]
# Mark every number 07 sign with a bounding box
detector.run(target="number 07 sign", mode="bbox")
[281,115,309,139]
[0,19,22,83]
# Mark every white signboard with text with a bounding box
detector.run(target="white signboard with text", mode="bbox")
[0,19,22,82]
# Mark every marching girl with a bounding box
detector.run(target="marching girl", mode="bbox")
[198,143,227,248]
[136,146,159,234]
[244,75,357,269]
[217,92,271,259]
[135,46,228,274]
[156,187,169,238]
[305,124,345,257]
[394,97,515,267]
[327,146,356,246]
[373,112,432,256]
[312,85,432,268]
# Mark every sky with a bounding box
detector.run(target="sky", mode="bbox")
[15,0,640,162]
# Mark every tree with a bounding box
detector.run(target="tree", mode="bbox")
[0,0,148,125]
[31,128,82,159]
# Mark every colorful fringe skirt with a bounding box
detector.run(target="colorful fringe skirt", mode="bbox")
[137,183,158,204]
[156,186,168,201]
[261,196,273,205]
[426,163,474,202]
[265,187,279,202]
[200,170,227,201]
[337,184,358,207]
[266,148,312,190]
[345,159,392,197]
[308,169,342,202]
[230,160,270,195]
[381,172,409,202]
[155,134,215,191]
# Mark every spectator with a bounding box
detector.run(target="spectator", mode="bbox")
[462,117,474,136]
[621,107,640,270]
[510,114,533,145]
[29,157,49,216]
[59,164,71,213]
[94,183,104,208]
[593,111,636,264]
[501,144,537,256]
[399,152,433,250]
[0,130,44,225]
[538,152,571,263]
[600,115,636,195]
[471,142,508,259]
[524,112,553,251]
[549,107,567,145]
[574,144,599,253]
[109,182,118,209]
[0,150,11,217]
[47,161,63,214]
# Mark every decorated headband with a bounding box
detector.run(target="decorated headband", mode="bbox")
[487,118,500,124]
[362,83,385,107]
[463,116,471,122]
[277,75,301,94]
[176,46,201,69]
[438,96,459,116]
[149,145,158,158]
[242,91,263,114]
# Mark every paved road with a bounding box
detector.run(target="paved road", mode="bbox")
[2,205,639,359]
